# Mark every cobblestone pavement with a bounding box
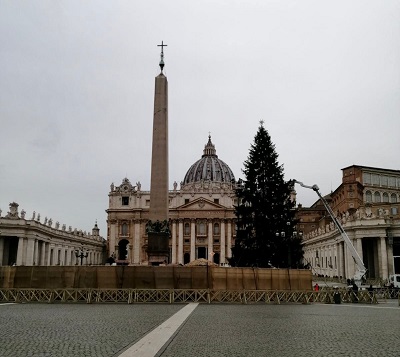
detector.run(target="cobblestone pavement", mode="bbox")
[160,302,400,357]
[0,303,181,357]
[0,302,399,357]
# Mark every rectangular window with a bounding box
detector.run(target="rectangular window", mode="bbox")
[363,172,371,185]
[381,176,388,187]
[214,199,219,204]
[185,199,189,204]
[145,199,150,206]
[122,196,129,205]
[391,207,398,215]
[388,176,396,187]
[198,222,206,235]
[372,174,380,186]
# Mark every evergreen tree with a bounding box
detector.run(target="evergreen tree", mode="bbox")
[230,122,304,268]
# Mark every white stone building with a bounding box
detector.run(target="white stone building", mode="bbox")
[106,136,237,265]
[0,202,105,266]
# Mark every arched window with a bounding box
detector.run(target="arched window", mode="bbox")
[213,223,220,235]
[365,191,372,203]
[184,222,190,235]
[374,192,381,203]
[121,223,128,236]
[391,193,397,203]
[383,192,389,203]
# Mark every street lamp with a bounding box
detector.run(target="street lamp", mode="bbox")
[276,221,292,268]
[75,246,88,265]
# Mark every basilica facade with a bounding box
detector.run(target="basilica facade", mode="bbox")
[106,136,237,265]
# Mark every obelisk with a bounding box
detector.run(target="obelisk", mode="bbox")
[146,41,170,265]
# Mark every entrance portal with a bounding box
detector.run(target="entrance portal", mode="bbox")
[118,239,129,261]
[197,247,206,259]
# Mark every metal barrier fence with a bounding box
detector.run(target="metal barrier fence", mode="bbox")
[0,288,384,304]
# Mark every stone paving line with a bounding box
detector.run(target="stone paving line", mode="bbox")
[117,303,198,357]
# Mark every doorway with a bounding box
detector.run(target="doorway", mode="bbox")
[197,247,206,259]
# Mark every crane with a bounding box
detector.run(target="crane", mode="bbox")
[294,180,367,286]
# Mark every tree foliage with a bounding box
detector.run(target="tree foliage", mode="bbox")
[230,123,304,268]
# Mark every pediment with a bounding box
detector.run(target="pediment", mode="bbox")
[178,197,223,210]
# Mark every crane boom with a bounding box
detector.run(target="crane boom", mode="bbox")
[294,180,367,285]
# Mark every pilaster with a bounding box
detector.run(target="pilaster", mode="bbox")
[220,219,226,264]
[207,220,213,261]
[190,219,196,262]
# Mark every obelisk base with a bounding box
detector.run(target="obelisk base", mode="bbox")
[147,232,170,265]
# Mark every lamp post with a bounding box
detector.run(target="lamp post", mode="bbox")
[276,221,292,268]
[75,247,88,265]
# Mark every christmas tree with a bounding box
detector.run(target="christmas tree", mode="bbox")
[230,121,304,268]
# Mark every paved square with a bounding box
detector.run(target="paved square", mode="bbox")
[0,302,398,357]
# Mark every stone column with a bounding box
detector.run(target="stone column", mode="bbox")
[226,220,232,258]
[16,237,24,266]
[60,245,66,265]
[39,242,45,266]
[25,238,35,266]
[33,239,39,265]
[207,220,213,261]
[0,238,4,265]
[171,220,177,264]
[220,219,226,264]
[380,236,388,280]
[109,223,116,258]
[190,219,196,262]
[178,219,183,264]
[356,238,363,262]
[134,220,141,264]
[337,242,342,278]
[64,246,70,265]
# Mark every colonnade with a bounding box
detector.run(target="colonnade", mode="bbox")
[170,219,234,265]
[304,235,392,280]
[0,236,103,266]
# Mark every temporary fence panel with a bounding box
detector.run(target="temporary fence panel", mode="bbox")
[191,267,208,289]
[226,268,243,290]
[154,266,174,289]
[256,269,272,290]
[121,266,136,289]
[13,267,33,288]
[242,268,258,290]
[75,267,97,288]
[62,266,78,288]
[173,267,192,289]
[134,266,155,289]
[96,266,118,289]
[211,267,227,290]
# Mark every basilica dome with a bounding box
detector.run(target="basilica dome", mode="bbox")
[183,136,235,185]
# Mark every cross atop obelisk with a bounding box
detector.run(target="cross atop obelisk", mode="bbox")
[157,41,167,72]
[146,42,170,265]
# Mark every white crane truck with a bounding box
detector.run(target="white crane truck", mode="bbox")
[294,180,367,287]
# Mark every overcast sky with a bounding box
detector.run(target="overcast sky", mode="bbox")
[1,1,399,236]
